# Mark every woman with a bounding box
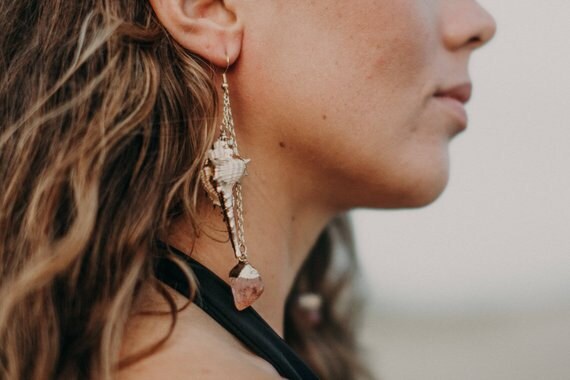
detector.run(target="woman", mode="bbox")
[0,0,496,379]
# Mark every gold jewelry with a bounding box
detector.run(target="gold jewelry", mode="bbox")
[200,58,264,310]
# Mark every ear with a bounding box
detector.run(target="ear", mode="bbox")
[149,0,243,67]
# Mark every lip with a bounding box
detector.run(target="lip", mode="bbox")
[433,83,472,131]
[434,83,472,104]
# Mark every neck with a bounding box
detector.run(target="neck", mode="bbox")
[166,155,336,337]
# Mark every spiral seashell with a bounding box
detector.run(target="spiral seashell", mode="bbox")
[208,139,249,188]
[200,137,250,257]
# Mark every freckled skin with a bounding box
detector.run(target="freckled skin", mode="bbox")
[231,0,496,209]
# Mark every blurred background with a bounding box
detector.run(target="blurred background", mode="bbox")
[354,1,570,379]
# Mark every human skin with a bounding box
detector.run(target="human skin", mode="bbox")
[121,1,496,378]
[234,0,496,210]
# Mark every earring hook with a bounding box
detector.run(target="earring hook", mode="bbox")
[222,55,230,89]
[223,55,230,75]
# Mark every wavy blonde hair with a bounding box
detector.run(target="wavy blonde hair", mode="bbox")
[0,1,372,379]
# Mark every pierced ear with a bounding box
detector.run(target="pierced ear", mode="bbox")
[149,0,243,67]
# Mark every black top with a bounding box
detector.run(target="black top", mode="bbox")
[153,243,319,380]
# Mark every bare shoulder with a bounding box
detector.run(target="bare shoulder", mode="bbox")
[118,289,282,380]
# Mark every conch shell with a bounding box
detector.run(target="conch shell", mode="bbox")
[200,138,249,255]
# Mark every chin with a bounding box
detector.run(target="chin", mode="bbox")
[388,145,453,208]
[392,163,451,208]
[351,161,451,210]
[400,178,449,208]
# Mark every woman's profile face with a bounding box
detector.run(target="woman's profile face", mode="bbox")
[232,0,496,209]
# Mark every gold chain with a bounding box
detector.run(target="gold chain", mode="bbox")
[222,74,248,261]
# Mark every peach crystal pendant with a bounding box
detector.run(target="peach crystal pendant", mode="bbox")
[229,261,265,311]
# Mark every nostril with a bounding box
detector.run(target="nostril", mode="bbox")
[466,16,496,50]
[467,35,483,49]
[468,36,481,44]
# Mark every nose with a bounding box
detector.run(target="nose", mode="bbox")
[442,0,497,51]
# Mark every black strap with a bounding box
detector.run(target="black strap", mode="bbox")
[153,243,319,380]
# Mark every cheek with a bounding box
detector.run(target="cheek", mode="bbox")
[238,0,447,207]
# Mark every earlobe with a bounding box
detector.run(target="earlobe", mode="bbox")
[148,0,243,67]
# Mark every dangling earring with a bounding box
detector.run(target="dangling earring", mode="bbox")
[200,56,264,311]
